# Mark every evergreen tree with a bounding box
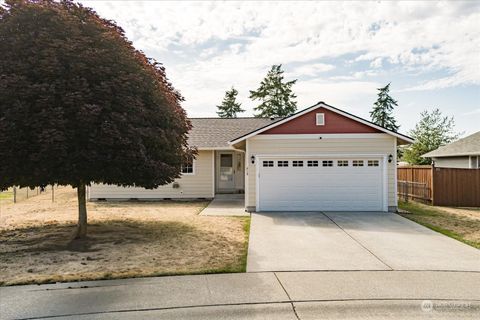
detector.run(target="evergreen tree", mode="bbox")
[370,83,399,132]
[216,87,244,118]
[403,109,460,165]
[250,65,297,118]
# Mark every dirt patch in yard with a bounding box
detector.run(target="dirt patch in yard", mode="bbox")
[399,201,480,249]
[0,187,249,286]
[433,206,480,221]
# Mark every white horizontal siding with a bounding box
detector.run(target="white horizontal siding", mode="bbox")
[434,156,470,169]
[246,135,396,209]
[89,150,214,199]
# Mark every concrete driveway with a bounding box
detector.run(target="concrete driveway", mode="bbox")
[247,211,480,272]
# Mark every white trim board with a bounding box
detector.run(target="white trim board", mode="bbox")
[255,151,260,211]
[197,147,236,151]
[197,147,247,152]
[245,139,250,208]
[250,133,392,140]
[229,102,414,145]
[254,153,389,159]
[394,138,398,209]
[382,155,388,212]
[211,150,215,198]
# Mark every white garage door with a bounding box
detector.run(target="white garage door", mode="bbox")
[258,157,384,211]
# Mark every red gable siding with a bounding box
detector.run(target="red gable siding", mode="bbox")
[261,107,381,134]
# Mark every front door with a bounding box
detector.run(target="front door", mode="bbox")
[218,152,235,191]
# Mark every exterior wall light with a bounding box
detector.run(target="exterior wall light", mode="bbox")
[388,154,393,163]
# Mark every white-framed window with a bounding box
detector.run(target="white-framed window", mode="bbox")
[368,160,379,167]
[337,160,349,167]
[316,113,325,126]
[263,160,274,167]
[278,160,289,167]
[322,160,333,167]
[293,160,304,167]
[352,160,364,167]
[307,160,319,167]
[181,157,195,175]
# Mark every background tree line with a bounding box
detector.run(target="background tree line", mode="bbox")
[217,72,461,166]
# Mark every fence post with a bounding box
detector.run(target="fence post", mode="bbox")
[13,187,16,203]
[52,185,55,203]
[431,164,435,205]
[404,182,408,202]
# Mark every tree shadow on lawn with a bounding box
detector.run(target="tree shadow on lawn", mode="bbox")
[0,220,197,254]
[0,219,248,285]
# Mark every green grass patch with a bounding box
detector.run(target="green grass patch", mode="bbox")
[0,192,12,200]
[399,201,480,249]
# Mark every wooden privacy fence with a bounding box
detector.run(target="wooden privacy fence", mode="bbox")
[432,167,480,207]
[397,166,432,203]
[397,181,431,204]
[397,166,480,207]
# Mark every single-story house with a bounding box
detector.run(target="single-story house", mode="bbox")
[89,102,414,212]
[422,131,480,169]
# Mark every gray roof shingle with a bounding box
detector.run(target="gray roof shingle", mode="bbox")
[188,118,277,148]
[422,131,480,158]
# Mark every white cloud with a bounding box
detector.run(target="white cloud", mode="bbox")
[294,80,381,117]
[370,57,383,69]
[78,0,480,120]
[290,63,336,77]
[462,108,480,116]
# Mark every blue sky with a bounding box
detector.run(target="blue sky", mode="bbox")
[82,1,479,135]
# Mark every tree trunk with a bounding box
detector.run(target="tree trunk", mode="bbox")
[75,182,88,238]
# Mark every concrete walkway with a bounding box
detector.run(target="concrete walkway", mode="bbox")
[247,212,480,272]
[200,195,249,216]
[2,271,479,319]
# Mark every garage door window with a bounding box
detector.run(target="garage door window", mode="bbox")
[353,160,364,167]
[322,160,333,167]
[293,160,304,167]
[337,160,349,167]
[368,160,379,167]
[307,160,318,167]
[278,160,289,167]
[263,160,274,167]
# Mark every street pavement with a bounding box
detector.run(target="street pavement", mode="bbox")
[1,271,479,319]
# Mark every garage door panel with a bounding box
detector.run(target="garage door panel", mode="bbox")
[258,157,384,211]
[259,187,380,199]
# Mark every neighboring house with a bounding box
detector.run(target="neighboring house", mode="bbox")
[422,131,480,169]
[89,102,413,212]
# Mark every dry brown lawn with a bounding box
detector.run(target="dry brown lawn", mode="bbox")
[399,201,480,249]
[0,187,249,286]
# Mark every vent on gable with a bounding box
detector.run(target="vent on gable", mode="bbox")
[316,113,325,126]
